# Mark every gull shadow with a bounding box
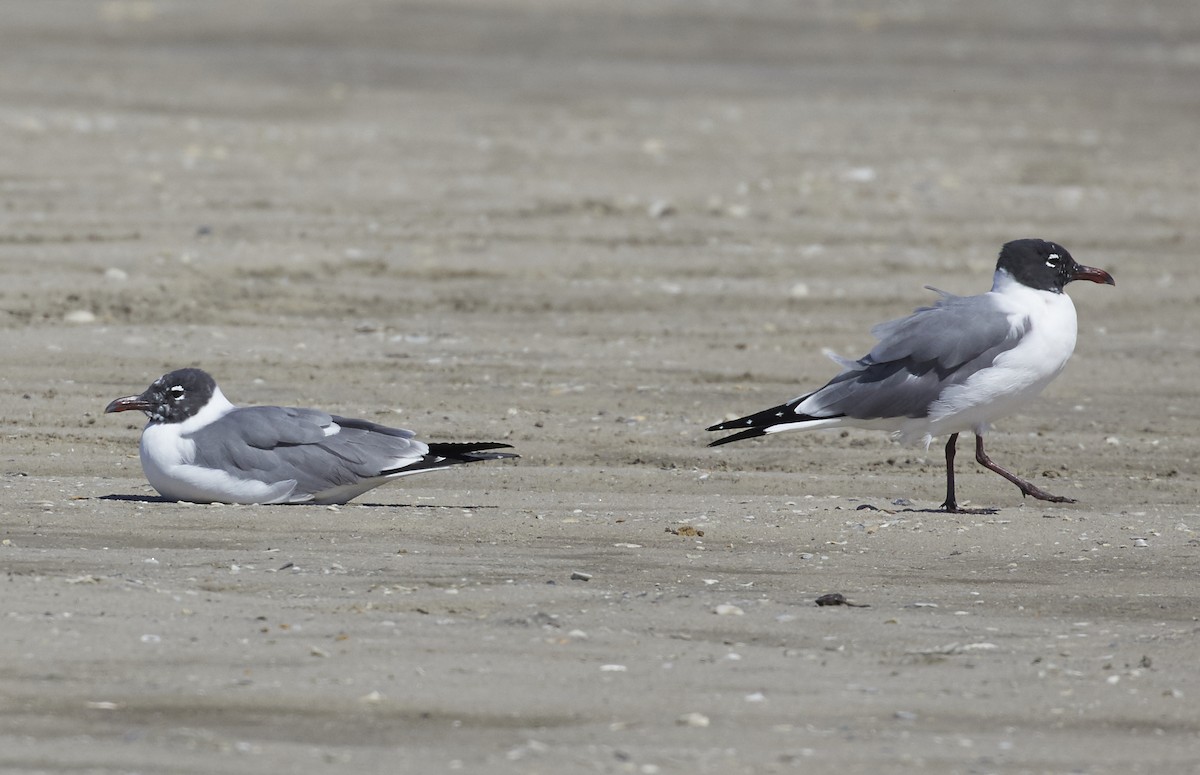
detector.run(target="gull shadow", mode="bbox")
[353,503,500,509]
[854,503,1000,515]
[95,494,498,509]
[899,506,1000,515]
[99,494,176,503]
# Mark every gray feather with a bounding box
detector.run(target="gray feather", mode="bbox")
[804,290,1028,420]
[189,407,427,496]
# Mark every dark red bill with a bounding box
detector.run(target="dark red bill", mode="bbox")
[1071,265,1115,286]
[105,394,153,414]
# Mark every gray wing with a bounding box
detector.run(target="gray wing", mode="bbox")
[189,407,428,495]
[804,289,1029,420]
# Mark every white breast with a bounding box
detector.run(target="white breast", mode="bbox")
[137,388,296,504]
[139,421,199,499]
[922,278,1078,440]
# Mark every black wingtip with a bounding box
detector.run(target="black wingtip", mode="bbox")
[381,442,517,477]
[706,394,838,447]
[706,399,799,445]
[707,427,768,447]
[426,442,518,462]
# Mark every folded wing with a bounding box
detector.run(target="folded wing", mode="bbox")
[709,290,1029,443]
[188,407,434,497]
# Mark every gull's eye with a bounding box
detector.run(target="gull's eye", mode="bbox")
[1045,253,1061,268]
[168,386,186,401]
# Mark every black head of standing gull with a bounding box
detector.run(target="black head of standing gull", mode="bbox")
[105,367,517,505]
[707,239,1114,512]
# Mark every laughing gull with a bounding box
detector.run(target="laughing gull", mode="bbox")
[105,368,516,505]
[707,239,1114,512]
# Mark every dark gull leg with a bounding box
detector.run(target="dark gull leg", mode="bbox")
[940,433,960,512]
[974,434,1075,504]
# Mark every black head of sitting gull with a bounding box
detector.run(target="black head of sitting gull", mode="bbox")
[105,368,517,505]
[707,239,1115,512]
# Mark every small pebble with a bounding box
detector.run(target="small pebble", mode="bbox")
[842,166,877,182]
[64,309,96,324]
[570,571,592,581]
[677,712,710,728]
[1132,538,1149,548]
[648,199,675,218]
[104,267,128,282]
[714,604,745,616]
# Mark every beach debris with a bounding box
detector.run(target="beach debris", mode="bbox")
[570,571,592,581]
[677,712,710,727]
[714,604,744,616]
[648,199,676,219]
[86,701,122,710]
[666,525,704,537]
[815,593,869,608]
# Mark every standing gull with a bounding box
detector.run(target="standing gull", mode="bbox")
[707,239,1114,511]
[106,368,516,505]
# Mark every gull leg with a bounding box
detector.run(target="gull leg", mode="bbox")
[940,433,960,512]
[975,434,1075,504]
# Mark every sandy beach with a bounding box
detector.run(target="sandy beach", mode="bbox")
[3,1,1200,772]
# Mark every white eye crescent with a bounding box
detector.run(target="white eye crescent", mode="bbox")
[168,386,186,400]
[1045,253,1061,268]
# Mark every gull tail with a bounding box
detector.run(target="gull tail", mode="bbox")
[706,395,844,447]
[382,443,518,475]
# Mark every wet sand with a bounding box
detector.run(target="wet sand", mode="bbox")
[3,1,1200,773]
